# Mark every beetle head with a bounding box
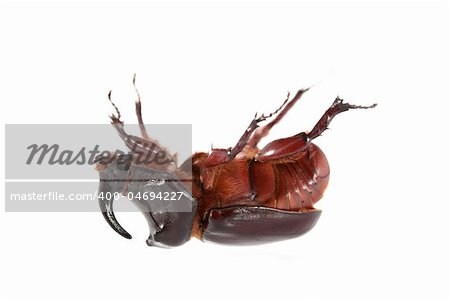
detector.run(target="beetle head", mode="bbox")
[95,152,197,247]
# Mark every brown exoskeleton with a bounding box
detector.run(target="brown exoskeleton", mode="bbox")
[96,77,376,247]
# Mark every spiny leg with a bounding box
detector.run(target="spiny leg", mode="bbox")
[133,74,150,140]
[132,75,178,165]
[107,91,176,165]
[228,91,291,159]
[247,88,309,148]
[108,90,140,151]
[257,96,376,163]
[307,97,377,141]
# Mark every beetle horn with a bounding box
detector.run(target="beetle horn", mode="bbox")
[98,180,132,239]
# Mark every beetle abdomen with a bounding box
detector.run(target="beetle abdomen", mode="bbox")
[265,143,330,211]
[195,143,329,220]
[249,143,329,211]
[196,143,329,244]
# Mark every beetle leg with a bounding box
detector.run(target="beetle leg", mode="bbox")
[131,75,178,165]
[247,89,309,149]
[107,91,176,165]
[229,91,295,158]
[257,97,376,163]
[307,97,377,140]
[132,74,150,140]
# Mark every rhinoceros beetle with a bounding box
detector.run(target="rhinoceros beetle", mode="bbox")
[95,77,376,248]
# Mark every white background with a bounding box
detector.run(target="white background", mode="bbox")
[1,1,449,298]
